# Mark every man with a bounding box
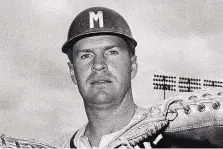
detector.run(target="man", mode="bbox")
[58,7,156,148]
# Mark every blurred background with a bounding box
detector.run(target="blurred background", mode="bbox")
[0,0,223,144]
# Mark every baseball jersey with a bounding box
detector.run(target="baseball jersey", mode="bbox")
[54,107,153,148]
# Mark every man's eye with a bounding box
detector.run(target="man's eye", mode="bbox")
[107,50,119,55]
[80,54,92,59]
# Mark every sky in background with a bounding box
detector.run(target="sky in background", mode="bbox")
[0,0,223,144]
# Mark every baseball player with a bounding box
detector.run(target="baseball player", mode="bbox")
[58,7,160,148]
[56,6,223,149]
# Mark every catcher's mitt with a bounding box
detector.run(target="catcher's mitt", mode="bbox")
[105,88,223,148]
[163,88,223,147]
[0,134,57,149]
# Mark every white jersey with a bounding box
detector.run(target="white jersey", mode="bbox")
[54,107,152,148]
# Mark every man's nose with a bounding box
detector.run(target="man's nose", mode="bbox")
[91,55,108,72]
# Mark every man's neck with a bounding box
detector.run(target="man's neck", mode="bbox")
[84,89,136,147]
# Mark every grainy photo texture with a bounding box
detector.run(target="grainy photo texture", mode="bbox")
[1,0,223,148]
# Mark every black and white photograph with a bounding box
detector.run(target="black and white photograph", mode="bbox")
[1,0,223,148]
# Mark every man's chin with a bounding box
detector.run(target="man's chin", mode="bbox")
[86,92,118,109]
[93,92,112,103]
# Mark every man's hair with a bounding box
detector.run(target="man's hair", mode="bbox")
[66,38,135,64]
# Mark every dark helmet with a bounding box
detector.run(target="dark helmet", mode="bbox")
[62,7,137,54]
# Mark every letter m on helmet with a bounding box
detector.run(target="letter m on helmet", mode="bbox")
[89,11,104,28]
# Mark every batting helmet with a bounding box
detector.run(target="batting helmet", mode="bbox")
[62,7,137,54]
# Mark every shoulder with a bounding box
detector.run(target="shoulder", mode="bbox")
[52,124,87,148]
[135,106,148,117]
[52,131,77,148]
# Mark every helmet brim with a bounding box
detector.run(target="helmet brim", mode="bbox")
[62,32,137,54]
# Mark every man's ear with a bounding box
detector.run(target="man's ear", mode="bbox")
[67,62,77,85]
[131,55,138,79]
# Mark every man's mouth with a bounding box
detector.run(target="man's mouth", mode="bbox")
[91,80,112,84]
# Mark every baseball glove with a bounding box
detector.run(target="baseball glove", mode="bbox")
[163,88,223,147]
[105,88,223,148]
[0,134,57,149]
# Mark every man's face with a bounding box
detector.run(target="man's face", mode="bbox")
[69,35,137,108]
